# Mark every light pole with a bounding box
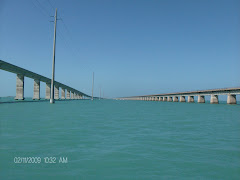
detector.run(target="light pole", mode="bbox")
[50,8,57,104]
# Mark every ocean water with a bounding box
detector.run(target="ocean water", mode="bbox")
[0,100,240,180]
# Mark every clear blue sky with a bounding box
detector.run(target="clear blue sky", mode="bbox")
[0,0,239,98]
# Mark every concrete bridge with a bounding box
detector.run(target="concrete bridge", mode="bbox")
[0,60,91,100]
[118,88,240,104]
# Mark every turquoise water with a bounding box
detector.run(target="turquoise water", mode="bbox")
[0,100,240,179]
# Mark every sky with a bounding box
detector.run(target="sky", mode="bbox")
[0,0,240,98]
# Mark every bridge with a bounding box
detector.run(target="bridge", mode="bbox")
[1,59,239,104]
[117,88,240,104]
[0,60,91,100]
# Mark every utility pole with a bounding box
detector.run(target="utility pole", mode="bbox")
[99,86,101,100]
[91,72,94,100]
[50,8,57,104]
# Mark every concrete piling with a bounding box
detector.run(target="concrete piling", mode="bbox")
[168,97,172,102]
[198,95,205,103]
[54,85,59,100]
[66,90,70,99]
[227,94,236,104]
[45,82,51,99]
[179,96,186,102]
[61,88,65,99]
[15,74,24,100]
[173,96,178,102]
[33,79,40,100]
[188,96,194,103]
[210,95,219,104]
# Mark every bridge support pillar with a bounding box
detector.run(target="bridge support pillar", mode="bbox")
[66,90,70,99]
[71,91,74,99]
[173,96,178,102]
[54,86,59,100]
[61,88,65,99]
[168,97,172,102]
[198,95,205,103]
[45,82,51,99]
[159,97,163,101]
[15,74,24,100]
[227,94,236,104]
[33,79,40,100]
[179,96,186,102]
[210,95,218,104]
[163,97,167,101]
[188,96,194,103]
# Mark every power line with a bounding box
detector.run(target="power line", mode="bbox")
[35,0,51,16]
[31,0,49,17]
[47,0,55,10]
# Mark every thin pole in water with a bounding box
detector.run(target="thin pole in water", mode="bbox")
[92,72,94,100]
[50,8,57,104]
